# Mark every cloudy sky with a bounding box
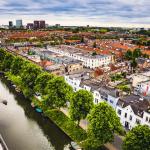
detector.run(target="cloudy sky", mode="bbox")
[0,0,150,27]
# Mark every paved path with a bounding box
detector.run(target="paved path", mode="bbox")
[60,108,123,150]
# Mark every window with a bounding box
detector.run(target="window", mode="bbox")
[117,109,122,115]
[130,115,132,121]
[136,119,141,124]
[96,93,99,97]
[146,117,148,122]
[110,100,113,104]
[95,98,98,104]
[104,97,108,101]
[125,113,127,118]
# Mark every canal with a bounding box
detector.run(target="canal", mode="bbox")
[0,75,72,150]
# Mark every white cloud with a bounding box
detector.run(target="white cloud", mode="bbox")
[0,0,149,27]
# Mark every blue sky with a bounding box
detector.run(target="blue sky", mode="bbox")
[0,0,150,27]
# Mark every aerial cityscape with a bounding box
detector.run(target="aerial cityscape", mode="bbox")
[0,0,150,150]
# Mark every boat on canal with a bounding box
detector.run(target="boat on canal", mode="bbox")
[0,134,9,150]
[35,108,43,113]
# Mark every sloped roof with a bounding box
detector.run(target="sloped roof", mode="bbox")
[117,94,150,117]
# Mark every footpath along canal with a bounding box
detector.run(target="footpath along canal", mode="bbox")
[0,75,72,150]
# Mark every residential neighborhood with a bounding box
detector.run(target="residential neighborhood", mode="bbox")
[0,22,150,150]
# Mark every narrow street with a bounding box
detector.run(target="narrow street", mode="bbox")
[60,108,123,150]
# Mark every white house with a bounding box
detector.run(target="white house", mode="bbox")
[47,45,112,69]
[132,72,150,88]
[93,86,120,109]
[64,72,91,92]
[134,80,150,96]
[64,73,120,109]
[116,94,150,130]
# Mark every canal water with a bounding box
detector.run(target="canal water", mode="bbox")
[0,75,72,150]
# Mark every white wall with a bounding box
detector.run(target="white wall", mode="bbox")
[47,46,112,69]
[116,105,150,130]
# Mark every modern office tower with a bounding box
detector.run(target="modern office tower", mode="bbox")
[39,20,45,29]
[34,20,46,29]
[34,20,40,29]
[16,19,23,28]
[26,23,34,29]
[55,24,61,28]
[9,21,13,28]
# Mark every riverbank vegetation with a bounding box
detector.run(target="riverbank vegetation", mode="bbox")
[0,48,125,149]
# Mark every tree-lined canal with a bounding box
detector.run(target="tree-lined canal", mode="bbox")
[0,75,72,150]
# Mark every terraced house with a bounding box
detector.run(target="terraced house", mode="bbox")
[116,94,150,130]
[47,45,113,69]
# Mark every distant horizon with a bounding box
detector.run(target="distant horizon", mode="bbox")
[1,19,150,29]
[0,0,150,28]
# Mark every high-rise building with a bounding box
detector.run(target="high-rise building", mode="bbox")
[39,20,45,29]
[9,21,13,28]
[26,23,34,29]
[34,20,46,29]
[16,20,23,28]
[34,21,40,29]
[55,24,61,28]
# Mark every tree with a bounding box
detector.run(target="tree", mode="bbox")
[123,125,150,150]
[11,56,24,75]
[125,50,132,60]
[87,102,122,148]
[92,51,97,56]
[133,48,142,58]
[99,28,108,34]
[34,72,54,95]
[69,90,93,125]
[0,48,6,63]
[20,63,42,89]
[2,53,15,71]
[44,77,73,109]
[131,59,137,69]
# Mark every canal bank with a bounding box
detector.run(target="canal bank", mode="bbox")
[0,75,73,150]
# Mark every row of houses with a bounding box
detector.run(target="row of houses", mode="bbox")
[64,72,150,130]
[47,45,113,69]
[22,46,150,130]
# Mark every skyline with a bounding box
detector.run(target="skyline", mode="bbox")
[0,0,150,28]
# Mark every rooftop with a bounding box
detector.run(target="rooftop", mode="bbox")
[117,94,150,117]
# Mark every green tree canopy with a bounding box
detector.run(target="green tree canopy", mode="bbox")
[69,90,93,124]
[20,63,42,89]
[125,50,133,60]
[2,53,15,71]
[44,77,73,109]
[0,48,6,63]
[34,72,54,95]
[11,56,24,75]
[99,28,108,33]
[133,48,142,58]
[87,102,122,148]
[131,59,137,69]
[123,125,150,150]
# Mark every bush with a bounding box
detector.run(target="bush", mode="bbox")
[45,109,87,142]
